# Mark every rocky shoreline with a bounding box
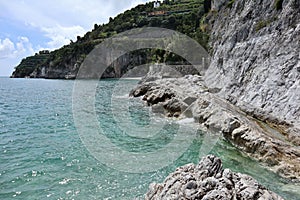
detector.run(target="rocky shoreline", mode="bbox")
[145,155,284,200]
[130,73,300,181]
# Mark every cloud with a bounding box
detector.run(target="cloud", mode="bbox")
[0,0,151,76]
[41,25,86,49]
[0,38,15,59]
[0,36,34,59]
[0,0,151,51]
[0,0,150,28]
[15,36,34,55]
[0,36,35,76]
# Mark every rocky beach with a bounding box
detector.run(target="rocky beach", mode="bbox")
[130,0,300,198]
[7,0,300,199]
[130,68,299,198]
[131,72,300,182]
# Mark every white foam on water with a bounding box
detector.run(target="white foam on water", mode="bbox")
[176,118,195,124]
[59,178,71,185]
[113,94,130,99]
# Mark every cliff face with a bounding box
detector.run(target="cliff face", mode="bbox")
[11,51,148,79]
[131,0,300,182]
[204,0,300,124]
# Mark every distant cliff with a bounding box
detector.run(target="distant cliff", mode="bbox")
[11,0,209,79]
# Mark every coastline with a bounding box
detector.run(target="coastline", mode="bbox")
[119,77,143,80]
[130,74,300,182]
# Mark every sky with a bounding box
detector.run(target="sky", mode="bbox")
[0,0,151,76]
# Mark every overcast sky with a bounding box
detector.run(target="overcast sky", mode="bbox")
[0,0,151,76]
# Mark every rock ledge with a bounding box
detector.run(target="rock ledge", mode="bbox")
[146,155,284,200]
[131,75,300,181]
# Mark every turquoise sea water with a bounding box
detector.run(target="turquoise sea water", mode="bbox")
[0,77,299,199]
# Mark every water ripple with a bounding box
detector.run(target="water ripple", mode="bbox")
[0,78,298,199]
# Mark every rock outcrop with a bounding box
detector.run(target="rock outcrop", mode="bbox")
[11,51,149,79]
[132,0,300,184]
[146,155,284,200]
[131,75,300,181]
[139,63,199,83]
[205,0,300,127]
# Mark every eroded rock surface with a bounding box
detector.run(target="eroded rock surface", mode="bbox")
[205,0,300,127]
[130,75,300,181]
[145,155,284,200]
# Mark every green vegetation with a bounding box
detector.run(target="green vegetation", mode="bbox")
[275,0,284,10]
[255,17,277,32]
[227,0,235,8]
[255,20,269,31]
[12,53,50,77]
[12,0,211,78]
[203,0,212,13]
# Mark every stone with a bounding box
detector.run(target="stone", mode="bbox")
[204,0,300,126]
[129,83,156,97]
[131,74,300,180]
[183,96,198,106]
[185,181,198,190]
[131,0,300,184]
[145,155,284,200]
[151,103,165,115]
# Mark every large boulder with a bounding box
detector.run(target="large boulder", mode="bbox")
[145,155,284,200]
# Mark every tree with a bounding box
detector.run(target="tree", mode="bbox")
[149,17,161,27]
[204,0,211,13]
[168,15,176,24]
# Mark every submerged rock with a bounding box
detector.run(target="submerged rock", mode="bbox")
[145,155,284,200]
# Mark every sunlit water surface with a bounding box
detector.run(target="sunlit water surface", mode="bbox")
[0,78,299,199]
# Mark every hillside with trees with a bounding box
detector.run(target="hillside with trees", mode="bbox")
[11,0,212,79]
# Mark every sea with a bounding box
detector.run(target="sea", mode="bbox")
[0,77,299,199]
